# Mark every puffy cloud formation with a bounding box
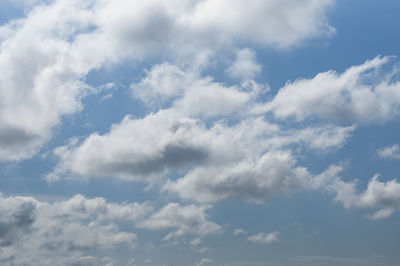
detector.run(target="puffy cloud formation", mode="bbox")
[377,144,400,160]
[50,63,354,203]
[259,56,400,123]
[226,48,261,80]
[137,203,221,241]
[0,193,145,265]
[0,193,220,265]
[0,0,335,161]
[248,231,279,244]
[331,175,400,220]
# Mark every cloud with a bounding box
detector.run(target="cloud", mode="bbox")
[164,150,314,203]
[196,258,213,266]
[0,1,96,161]
[0,192,223,264]
[226,48,261,80]
[0,193,151,265]
[233,228,248,235]
[377,144,400,160]
[257,56,400,124]
[0,0,335,160]
[49,108,350,201]
[131,63,254,117]
[137,203,221,241]
[50,62,354,204]
[248,231,279,245]
[331,174,400,219]
[184,0,335,48]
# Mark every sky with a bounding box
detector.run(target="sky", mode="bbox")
[0,0,400,265]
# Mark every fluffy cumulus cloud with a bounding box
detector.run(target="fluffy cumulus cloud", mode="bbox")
[331,175,400,220]
[0,0,336,161]
[258,56,400,123]
[0,193,221,265]
[377,144,400,160]
[49,62,355,203]
[137,203,221,242]
[0,193,144,265]
[248,231,279,245]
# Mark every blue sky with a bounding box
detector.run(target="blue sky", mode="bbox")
[0,0,400,265]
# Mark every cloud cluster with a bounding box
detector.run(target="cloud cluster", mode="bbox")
[0,0,335,161]
[50,63,355,203]
[0,193,220,265]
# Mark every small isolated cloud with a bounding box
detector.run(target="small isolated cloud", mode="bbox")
[367,208,395,220]
[233,228,248,235]
[248,231,279,245]
[257,56,400,124]
[377,144,400,160]
[127,258,137,266]
[330,174,400,219]
[196,258,213,266]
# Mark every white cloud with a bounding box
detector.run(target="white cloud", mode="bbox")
[367,208,395,220]
[0,1,95,161]
[49,106,350,201]
[377,144,400,160]
[331,174,400,219]
[185,0,335,48]
[257,56,400,124]
[226,48,261,80]
[137,203,221,242]
[50,60,354,204]
[131,63,194,107]
[196,258,213,266]
[164,151,314,203]
[248,231,279,245]
[233,228,248,235]
[0,192,223,264]
[131,63,254,117]
[0,0,336,161]
[47,111,212,182]
[0,193,151,265]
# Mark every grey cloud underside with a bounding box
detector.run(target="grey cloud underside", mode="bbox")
[0,201,35,247]
[0,128,39,149]
[96,144,209,178]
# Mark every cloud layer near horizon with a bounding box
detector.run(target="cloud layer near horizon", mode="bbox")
[0,193,219,265]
